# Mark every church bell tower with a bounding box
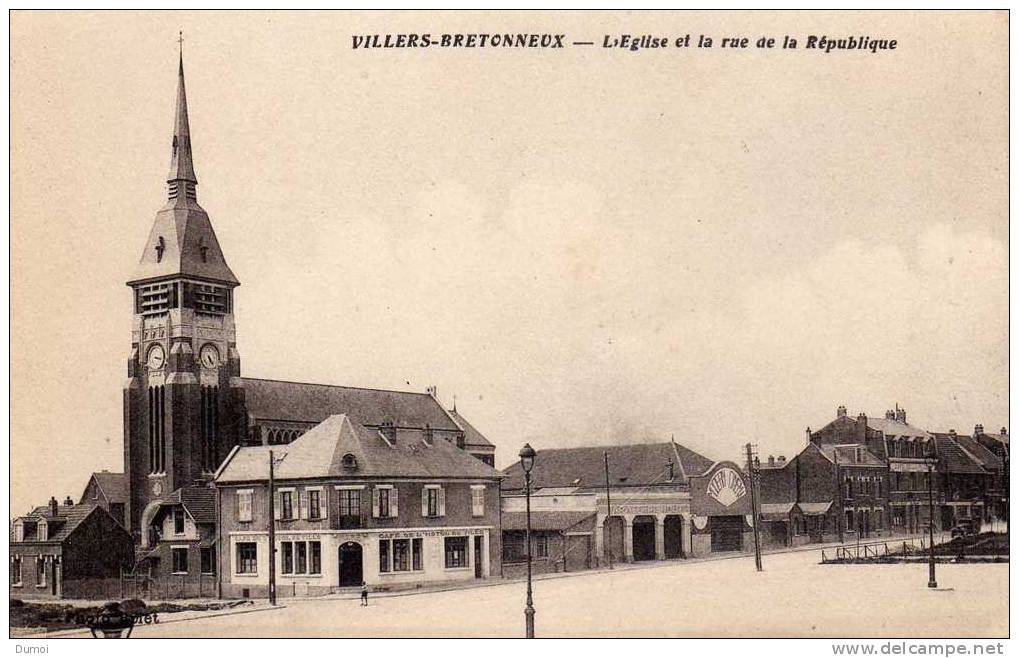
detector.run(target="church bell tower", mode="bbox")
[123,50,246,540]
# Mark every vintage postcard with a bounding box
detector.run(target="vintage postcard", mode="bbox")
[7,9,1009,643]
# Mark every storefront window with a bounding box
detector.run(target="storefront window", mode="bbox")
[379,539,390,572]
[237,542,257,574]
[445,536,467,568]
[393,539,410,571]
[310,541,321,574]
[281,542,294,574]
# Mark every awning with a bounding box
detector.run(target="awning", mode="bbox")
[798,501,833,515]
[759,502,795,521]
[889,462,930,473]
[502,511,596,533]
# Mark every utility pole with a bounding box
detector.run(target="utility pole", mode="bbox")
[745,443,763,572]
[603,451,613,570]
[926,454,937,589]
[268,449,277,606]
[834,451,845,543]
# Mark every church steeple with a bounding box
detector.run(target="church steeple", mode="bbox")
[167,37,197,201]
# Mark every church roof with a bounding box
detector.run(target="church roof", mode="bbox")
[215,414,501,483]
[241,377,461,431]
[127,50,238,287]
[500,441,715,492]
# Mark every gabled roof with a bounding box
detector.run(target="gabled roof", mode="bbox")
[241,378,460,431]
[216,414,501,484]
[446,408,494,448]
[954,435,1003,471]
[165,486,217,525]
[82,471,127,505]
[932,434,987,474]
[12,504,104,544]
[500,441,715,492]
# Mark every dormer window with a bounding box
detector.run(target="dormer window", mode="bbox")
[341,453,358,470]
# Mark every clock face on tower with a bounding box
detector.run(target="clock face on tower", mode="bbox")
[200,344,220,369]
[146,344,165,371]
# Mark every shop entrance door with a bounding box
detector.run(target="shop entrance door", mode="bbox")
[473,536,483,578]
[338,542,363,587]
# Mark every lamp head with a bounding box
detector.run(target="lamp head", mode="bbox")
[519,443,536,474]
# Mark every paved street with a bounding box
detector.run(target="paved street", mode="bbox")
[95,547,1007,638]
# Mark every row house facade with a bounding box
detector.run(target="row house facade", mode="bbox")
[214,414,502,598]
[758,405,1005,547]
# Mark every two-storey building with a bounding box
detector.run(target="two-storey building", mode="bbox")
[214,414,502,598]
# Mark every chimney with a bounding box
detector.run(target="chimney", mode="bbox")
[63,496,74,506]
[805,426,813,444]
[777,455,787,465]
[768,456,775,467]
[895,406,906,423]
[1001,427,1008,436]
[380,420,397,445]
[949,429,957,438]
[885,410,896,420]
[857,413,868,442]
[974,424,984,436]
[425,386,437,398]
[48,496,59,518]
[422,423,433,446]
[836,405,847,419]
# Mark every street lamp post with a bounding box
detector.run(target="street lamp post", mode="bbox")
[925,446,937,589]
[519,443,537,639]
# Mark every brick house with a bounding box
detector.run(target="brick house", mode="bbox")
[134,485,219,598]
[78,471,127,528]
[973,425,1009,520]
[10,498,134,599]
[214,414,502,598]
[931,430,997,530]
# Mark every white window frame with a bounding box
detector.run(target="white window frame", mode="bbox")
[304,486,325,520]
[11,556,22,587]
[171,545,189,574]
[237,489,253,523]
[235,541,259,576]
[173,507,186,536]
[36,556,48,588]
[278,487,296,521]
[12,520,24,543]
[471,485,486,517]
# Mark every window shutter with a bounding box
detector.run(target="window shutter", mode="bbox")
[299,491,308,520]
[438,487,446,517]
[391,487,399,517]
[273,491,281,520]
[421,487,429,517]
[372,488,380,518]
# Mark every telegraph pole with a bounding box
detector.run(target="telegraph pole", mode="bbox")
[834,452,845,543]
[603,451,613,570]
[745,443,763,572]
[268,450,277,606]
[926,455,937,589]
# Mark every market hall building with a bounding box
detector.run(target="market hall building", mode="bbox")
[214,414,502,597]
[499,442,753,576]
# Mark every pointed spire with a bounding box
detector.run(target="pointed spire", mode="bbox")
[167,32,197,200]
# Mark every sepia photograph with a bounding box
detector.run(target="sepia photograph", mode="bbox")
[7,8,1010,644]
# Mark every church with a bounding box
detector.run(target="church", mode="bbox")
[107,51,500,596]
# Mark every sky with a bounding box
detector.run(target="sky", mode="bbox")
[9,11,1008,516]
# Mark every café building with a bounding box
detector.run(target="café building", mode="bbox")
[214,414,503,597]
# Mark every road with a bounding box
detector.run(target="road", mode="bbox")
[81,548,1010,638]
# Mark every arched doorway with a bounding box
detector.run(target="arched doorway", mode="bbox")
[664,515,684,558]
[338,542,363,587]
[632,516,656,561]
